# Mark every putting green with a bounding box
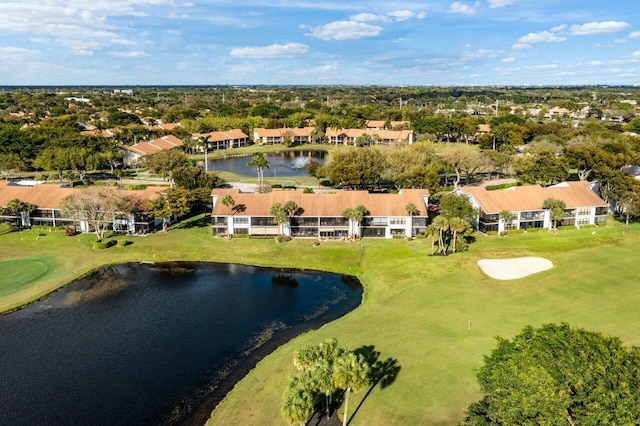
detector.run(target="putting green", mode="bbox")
[0,258,50,298]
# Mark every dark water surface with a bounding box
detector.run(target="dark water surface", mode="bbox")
[0,262,361,426]
[203,150,326,177]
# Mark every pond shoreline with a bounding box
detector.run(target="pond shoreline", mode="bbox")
[0,261,363,426]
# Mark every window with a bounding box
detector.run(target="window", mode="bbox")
[595,206,608,215]
[390,218,406,225]
[480,212,499,222]
[362,227,386,237]
[577,208,591,216]
[577,218,591,225]
[563,209,576,218]
[504,222,518,230]
[412,218,427,227]
[233,217,248,224]
[521,211,544,220]
[595,216,607,224]
[291,217,319,226]
[251,216,275,226]
[367,217,387,226]
[320,217,348,226]
[390,228,405,236]
[291,227,318,237]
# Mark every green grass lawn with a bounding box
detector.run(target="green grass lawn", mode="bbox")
[1,218,640,425]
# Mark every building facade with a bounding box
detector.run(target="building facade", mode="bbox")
[211,189,429,238]
[461,181,608,233]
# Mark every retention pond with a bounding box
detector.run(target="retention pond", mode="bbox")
[0,262,362,425]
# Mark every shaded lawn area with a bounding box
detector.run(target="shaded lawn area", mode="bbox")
[2,218,640,425]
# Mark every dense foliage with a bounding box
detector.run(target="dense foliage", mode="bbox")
[464,323,640,425]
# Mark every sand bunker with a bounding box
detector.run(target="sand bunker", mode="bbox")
[478,257,553,280]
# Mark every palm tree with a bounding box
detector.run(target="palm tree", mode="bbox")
[499,209,514,233]
[312,359,336,419]
[432,215,450,255]
[333,352,371,426]
[221,195,235,235]
[270,203,289,236]
[4,198,36,227]
[282,373,315,426]
[284,201,299,218]
[448,217,467,253]
[221,195,235,216]
[247,152,270,187]
[425,224,438,255]
[405,203,419,237]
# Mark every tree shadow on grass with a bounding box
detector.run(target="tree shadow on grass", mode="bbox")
[170,214,211,230]
[348,345,401,425]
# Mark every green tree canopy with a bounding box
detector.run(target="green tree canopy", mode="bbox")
[324,147,385,190]
[542,197,566,229]
[464,323,640,425]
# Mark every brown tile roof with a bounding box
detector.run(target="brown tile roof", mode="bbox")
[326,128,413,141]
[122,135,183,157]
[462,181,607,214]
[365,120,410,128]
[0,182,162,210]
[211,189,429,217]
[254,127,314,137]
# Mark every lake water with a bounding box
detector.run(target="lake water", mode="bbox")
[0,262,361,426]
[203,150,326,177]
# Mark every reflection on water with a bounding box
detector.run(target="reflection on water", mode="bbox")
[202,150,326,177]
[0,262,361,426]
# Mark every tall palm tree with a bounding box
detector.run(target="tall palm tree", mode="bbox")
[247,152,270,186]
[405,203,419,236]
[432,215,450,255]
[270,203,289,236]
[283,201,299,218]
[425,224,438,255]
[221,195,235,216]
[448,217,467,253]
[333,352,371,426]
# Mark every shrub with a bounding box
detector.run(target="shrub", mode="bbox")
[64,227,77,236]
[231,233,250,239]
[117,239,131,247]
[275,235,291,243]
[93,240,115,250]
[486,182,520,191]
[303,187,314,194]
[526,227,541,233]
[507,229,526,234]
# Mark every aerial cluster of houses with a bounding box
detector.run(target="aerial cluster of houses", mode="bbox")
[0,177,610,239]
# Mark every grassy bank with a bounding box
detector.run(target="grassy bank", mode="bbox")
[2,218,640,424]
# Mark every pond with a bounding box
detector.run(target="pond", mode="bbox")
[0,262,362,426]
[201,150,326,178]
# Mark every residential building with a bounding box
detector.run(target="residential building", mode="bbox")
[253,127,315,145]
[365,120,410,130]
[461,181,608,233]
[326,128,413,145]
[120,135,184,166]
[211,189,429,238]
[0,180,164,234]
[192,129,249,150]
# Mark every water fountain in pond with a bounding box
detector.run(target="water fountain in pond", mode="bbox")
[290,156,310,170]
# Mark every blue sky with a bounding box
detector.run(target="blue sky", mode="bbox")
[1,0,639,86]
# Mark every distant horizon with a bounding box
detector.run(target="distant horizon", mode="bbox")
[1,1,639,86]
[1,84,639,89]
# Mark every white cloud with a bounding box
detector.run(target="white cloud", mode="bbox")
[111,38,137,46]
[511,43,532,50]
[590,60,603,65]
[0,46,40,56]
[628,31,640,39]
[306,21,382,40]
[632,51,640,57]
[230,42,309,58]
[518,30,566,44]
[550,24,567,32]
[387,10,426,22]
[448,2,476,15]
[165,29,182,36]
[570,21,630,36]
[350,13,391,23]
[461,49,503,61]
[111,51,148,58]
[487,0,515,8]
[502,57,516,63]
